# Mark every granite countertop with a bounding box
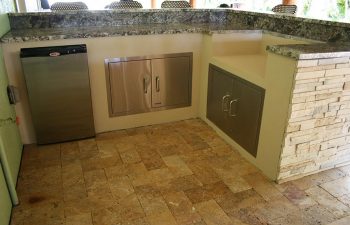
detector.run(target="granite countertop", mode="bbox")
[8,9,350,29]
[0,23,255,43]
[2,8,350,60]
[267,43,350,59]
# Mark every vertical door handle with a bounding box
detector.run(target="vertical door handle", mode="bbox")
[156,76,160,92]
[143,77,148,94]
[221,95,230,112]
[229,99,239,117]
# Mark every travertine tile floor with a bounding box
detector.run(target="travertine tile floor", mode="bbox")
[10,119,350,225]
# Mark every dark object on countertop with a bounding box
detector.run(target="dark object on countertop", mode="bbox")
[50,2,88,10]
[161,1,191,8]
[40,0,50,9]
[218,3,230,8]
[107,1,143,9]
[272,4,297,14]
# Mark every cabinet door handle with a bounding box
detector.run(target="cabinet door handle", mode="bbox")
[143,77,148,94]
[156,76,160,92]
[229,99,239,117]
[221,95,230,112]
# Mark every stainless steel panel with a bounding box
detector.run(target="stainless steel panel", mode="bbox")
[229,78,264,157]
[105,52,192,117]
[207,64,265,158]
[108,60,151,116]
[21,53,95,144]
[151,56,191,108]
[207,66,234,134]
[105,53,191,64]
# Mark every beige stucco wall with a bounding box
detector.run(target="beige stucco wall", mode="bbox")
[2,34,203,144]
[3,31,319,181]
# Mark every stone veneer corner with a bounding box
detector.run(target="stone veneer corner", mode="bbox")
[278,55,350,182]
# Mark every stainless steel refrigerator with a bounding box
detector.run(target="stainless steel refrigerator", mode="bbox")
[20,44,95,144]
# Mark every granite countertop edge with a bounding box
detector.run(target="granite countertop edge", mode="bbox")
[2,23,350,60]
[0,23,258,43]
[266,43,350,60]
[8,8,350,29]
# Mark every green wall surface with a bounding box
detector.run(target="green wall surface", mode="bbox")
[0,47,14,120]
[0,2,22,225]
[0,163,12,225]
[0,0,15,37]
[0,0,15,120]
[0,0,14,219]
[0,13,10,37]
[0,0,19,129]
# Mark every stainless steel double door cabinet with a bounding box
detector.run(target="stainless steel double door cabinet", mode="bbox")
[21,45,95,144]
[105,53,192,116]
[207,64,265,157]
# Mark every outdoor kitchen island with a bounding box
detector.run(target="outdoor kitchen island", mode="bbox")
[2,8,350,183]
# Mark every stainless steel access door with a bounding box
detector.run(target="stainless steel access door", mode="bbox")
[105,52,192,117]
[229,78,264,157]
[151,56,191,108]
[207,66,234,134]
[108,60,152,116]
[21,45,95,144]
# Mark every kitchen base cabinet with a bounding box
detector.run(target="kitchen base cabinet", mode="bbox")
[207,64,265,157]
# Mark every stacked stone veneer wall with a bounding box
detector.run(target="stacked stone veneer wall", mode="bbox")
[278,55,350,181]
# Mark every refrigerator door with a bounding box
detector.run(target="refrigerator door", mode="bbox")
[0,162,12,225]
[0,47,23,205]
